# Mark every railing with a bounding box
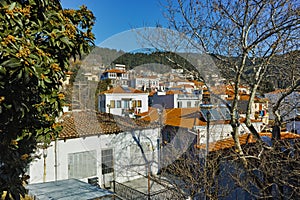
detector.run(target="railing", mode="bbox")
[112,181,181,200]
[112,181,148,200]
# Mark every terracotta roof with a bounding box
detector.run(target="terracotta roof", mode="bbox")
[59,111,159,139]
[148,91,157,97]
[171,84,194,89]
[192,80,205,87]
[103,69,126,73]
[211,85,227,95]
[134,75,159,79]
[100,86,145,94]
[195,132,300,152]
[166,90,185,95]
[265,89,288,95]
[226,94,268,102]
[137,107,159,121]
[196,132,300,151]
[141,107,262,129]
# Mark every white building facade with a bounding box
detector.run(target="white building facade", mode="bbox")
[130,76,160,91]
[98,86,149,117]
[29,112,160,187]
[152,92,202,109]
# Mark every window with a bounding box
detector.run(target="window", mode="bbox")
[177,101,182,108]
[110,100,115,108]
[137,100,142,107]
[132,100,142,108]
[187,101,191,108]
[68,150,97,179]
[116,100,121,108]
[122,100,130,109]
[102,149,114,174]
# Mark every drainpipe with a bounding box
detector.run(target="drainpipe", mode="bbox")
[43,148,47,182]
[54,139,58,181]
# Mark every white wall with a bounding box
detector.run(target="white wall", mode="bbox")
[98,93,149,117]
[29,128,160,186]
[194,122,263,144]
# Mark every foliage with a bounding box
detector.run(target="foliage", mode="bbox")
[114,51,198,75]
[0,0,95,199]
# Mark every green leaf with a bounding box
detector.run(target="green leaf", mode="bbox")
[2,59,22,69]
[8,2,16,10]
[0,66,7,75]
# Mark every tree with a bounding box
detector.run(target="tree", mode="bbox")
[163,0,300,165]
[0,0,95,199]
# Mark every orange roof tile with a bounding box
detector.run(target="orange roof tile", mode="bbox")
[100,86,145,94]
[103,69,126,73]
[195,132,300,152]
[137,107,159,121]
[266,89,288,95]
[148,91,157,97]
[210,85,227,95]
[166,90,185,95]
[59,111,159,139]
[141,107,263,128]
[192,80,205,87]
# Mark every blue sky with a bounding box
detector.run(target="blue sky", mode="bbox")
[61,0,168,46]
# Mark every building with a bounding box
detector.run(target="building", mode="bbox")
[130,76,160,91]
[265,89,300,121]
[140,107,264,145]
[164,78,195,90]
[98,86,149,118]
[28,111,160,187]
[151,89,202,109]
[100,64,129,87]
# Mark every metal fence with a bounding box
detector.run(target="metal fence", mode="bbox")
[112,181,180,200]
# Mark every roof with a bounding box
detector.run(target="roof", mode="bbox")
[210,85,227,95]
[148,90,157,97]
[103,69,126,73]
[265,89,289,95]
[135,75,159,79]
[166,90,185,95]
[27,179,117,200]
[191,80,205,87]
[195,132,300,152]
[141,107,262,129]
[100,85,145,94]
[170,84,194,89]
[59,111,159,139]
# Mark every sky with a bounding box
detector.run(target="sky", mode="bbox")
[60,0,169,48]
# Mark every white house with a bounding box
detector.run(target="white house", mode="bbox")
[100,64,129,87]
[28,111,160,188]
[265,89,300,121]
[164,78,194,90]
[151,90,202,109]
[130,76,160,91]
[98,86,149,118]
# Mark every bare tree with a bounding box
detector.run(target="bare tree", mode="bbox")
[163,0,300,166]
